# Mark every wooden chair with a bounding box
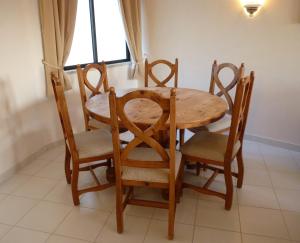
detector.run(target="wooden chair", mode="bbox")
[51,73,114,205]
[179,60,245,146]
[145,58,178,88]
[77,63,110,131]
[180,72,254,210]
[109,88,184,240]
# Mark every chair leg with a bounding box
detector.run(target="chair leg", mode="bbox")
[116,182,124,233]
[236,149,244,188]
[71,161,80,206]
[224,163,233,210]
[168,185,175,240]
[179,129,185,147]
[64,144,71,184]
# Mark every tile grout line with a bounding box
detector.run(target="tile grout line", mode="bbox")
[92,211,112,243]
[258,143,293,241]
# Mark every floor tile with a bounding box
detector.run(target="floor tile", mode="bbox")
[17,201,72,233]
[237,185,279,209]
[144,219,194,243]
[44,181,73,205]
[35,163,65,180]
[275,189,300,212]
[153,197,197,225]
[18,159,49,176]
[0,224,11,239]
[0,175,31,194]
[243,168,272,187]
[196,179,238,204]
[0,195,37,225]
[270,172,300,190]
[243,152,267,170]
[260,145,299,173]
[46,235,90,243]
[195,200,240,232]
[193,226,242,243]
[79,187,116,212]
[37,148,63,162]
[282,210,300,241]
[242,234,292,243]
[13,177,57,199]
[96,214,150,243]
[55,207,110,242]
[125,205,155,219]
[0,227,49,243]
[239,206,289,239]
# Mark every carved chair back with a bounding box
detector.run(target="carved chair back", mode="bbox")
[209,60,245,114]
[77,63,109,129]
[109,88,177,181]
[226,72,254,160]
[145,59,178,88]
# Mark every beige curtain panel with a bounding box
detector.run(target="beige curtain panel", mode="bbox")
[39,0,77,96]
[118,0,143,80]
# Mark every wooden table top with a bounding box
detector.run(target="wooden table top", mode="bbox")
[85,87,228,129]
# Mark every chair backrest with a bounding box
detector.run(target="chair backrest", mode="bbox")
[77,63,109,129]
[51,73,78,157]
[145,59,178,88]
[209,60,245,114]
[225,72,255,160]
[109,88,177,182]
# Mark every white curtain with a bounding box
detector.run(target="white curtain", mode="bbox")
[39,0,77,96]
[118,0,143,80]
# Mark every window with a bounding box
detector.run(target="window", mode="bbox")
[64,0,130,70]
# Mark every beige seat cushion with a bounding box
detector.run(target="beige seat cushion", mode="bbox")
[206,114,232,133]
[121,147,182,183]
[88,118,111,130]
[180,131,240,162]
[72,129,113,159]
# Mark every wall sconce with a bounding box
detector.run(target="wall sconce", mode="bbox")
[241,0,264,17]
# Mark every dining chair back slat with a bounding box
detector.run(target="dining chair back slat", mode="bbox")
[77,63,109,130]
[226,72,255,159]
[51,73,77,155]
[145,59,178,88]
[209,60,245,114]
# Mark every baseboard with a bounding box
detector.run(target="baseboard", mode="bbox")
[0,139,64,184]
[245,134,300,152]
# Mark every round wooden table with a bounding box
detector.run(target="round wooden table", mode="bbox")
[85,87,228,130]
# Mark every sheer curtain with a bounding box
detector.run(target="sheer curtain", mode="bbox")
[118,0,143,80]
[39,0,77,95]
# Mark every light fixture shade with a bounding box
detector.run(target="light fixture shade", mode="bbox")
[241,0,264,17]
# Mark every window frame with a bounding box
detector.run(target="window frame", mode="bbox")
[64,0,130,71]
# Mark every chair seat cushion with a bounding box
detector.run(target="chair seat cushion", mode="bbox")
[88,118,111,130]
[72,129,113,159]
[188,114,231,134]
[121,148,182,183]
[180,131,240,162]
[206,114,232,133]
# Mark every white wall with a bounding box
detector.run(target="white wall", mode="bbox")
[142,0,300,147]
[0,0,137,179]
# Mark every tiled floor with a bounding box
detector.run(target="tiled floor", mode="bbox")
[0,141,299,243]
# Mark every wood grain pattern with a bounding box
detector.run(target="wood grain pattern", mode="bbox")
[109,88,183,240]
[51,73,113,206]
[181,72,255,210]
[86,87,228,130]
